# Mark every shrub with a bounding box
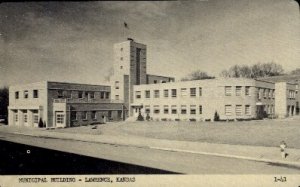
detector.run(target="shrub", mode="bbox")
[146,113,151,121]
[38,118,44,128]
[137,112,144,121]
[189,118,196,122]
[214,111,220,121]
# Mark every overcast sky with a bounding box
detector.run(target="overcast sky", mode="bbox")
[0,0,299,87]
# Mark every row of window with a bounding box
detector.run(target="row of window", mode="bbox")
[136,88,203,99]
[14,111,39,123]
[257,88,275,100]
[142,105,203,115]
[57,90,110,99]
[224,86,251,96]
[288,90,296,99]
[225,105,251,116]
[15,90,38,99]
[70,111,112,121]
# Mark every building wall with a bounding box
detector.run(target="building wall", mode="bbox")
[48,82,112,128]
[8,81,48,127]
[111,39,147,116]
[275,82,297,118]
[133,78,270,121]
[66,103,123,127]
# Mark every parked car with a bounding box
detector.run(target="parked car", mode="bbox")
[0,115,7,124]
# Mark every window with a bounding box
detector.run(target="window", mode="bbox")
[190,88,196,97]
[78,91,83,99]
[89,92,95,99]
[82,111,88,120]
[154,90,160,98]
[15,91,19,99]
[15,113,18,122]
[199,105,202,114]
[120,66,123,69]
[190,105,196,115]
[56,114,64,124]
[91,111,97,120]
[24,112,28,123]
[199,87,202,96]
[225,105,232,116]
[270,105,274,114]
[225,87,231,96]
[272,90,275,99]
[264,89,268,98]
[57,90,63,98]
[105,92,110,99]
[33,114,39,123]
[120,57,123,61]
[145,105,150,114]
[115,95,119,100]
[120,48,123,51]
[171,105,177,114]
[145,90,150,98]
[245,86,250,96]
[268,90,272,99]
[164,105,169,114]
[135,91,141,99]
[154,105,160,114]
[24,90,28,98]
[236,86,242,96]
[235,105,242,116]
[115,81,119,89]
[171,89,177,98]
[181,105,187,114]
[65,91,72,98]
[181,88,187,96]
[100,92,105,99]
[164,89,169,97]
[154,80,157,84]
[71,111,77,120]
[245,105,251,115]
[32,90,38,98]
[257,88,262,100]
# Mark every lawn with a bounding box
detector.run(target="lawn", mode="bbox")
[54,118,300,148]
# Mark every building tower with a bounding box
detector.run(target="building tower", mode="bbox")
[110,38,147,117]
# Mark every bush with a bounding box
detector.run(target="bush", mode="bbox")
[38,118,44,128]
[214,111,220,121]
[189,118,196,122]
[146,113,151,121]
[137,112,144,121]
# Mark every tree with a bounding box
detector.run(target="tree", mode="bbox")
[220,62,284,79]
[181,70,215,81]
[0,87,9,124]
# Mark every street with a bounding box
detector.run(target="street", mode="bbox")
[0,131,300,174]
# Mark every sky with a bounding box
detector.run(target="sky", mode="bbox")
[0,0,299,87]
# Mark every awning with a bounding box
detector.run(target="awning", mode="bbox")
[130,103,143,107]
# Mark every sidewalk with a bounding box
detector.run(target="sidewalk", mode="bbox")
[1,125,300,167]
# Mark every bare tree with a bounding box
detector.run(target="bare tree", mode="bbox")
[220,62,284,79]
[181,70,215,81]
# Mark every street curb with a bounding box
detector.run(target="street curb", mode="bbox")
[9,131,300,168]
[149,146,300,168]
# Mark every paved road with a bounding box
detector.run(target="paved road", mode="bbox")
[0,131,300,174]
